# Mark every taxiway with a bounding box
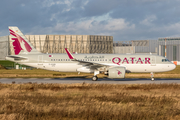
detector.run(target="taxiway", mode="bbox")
[0,78,180,84]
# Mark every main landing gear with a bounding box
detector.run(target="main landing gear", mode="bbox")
[92,76,98,81]
[151,72,154,81]
[92,70,99,81]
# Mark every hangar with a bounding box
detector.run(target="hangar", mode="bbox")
[1,34,180,63]
[0,35,113,60]
[114,38,180,63]
[158,37,180,62]
[0,36,8,60]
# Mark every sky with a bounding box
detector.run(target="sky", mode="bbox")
[0,0,180,41]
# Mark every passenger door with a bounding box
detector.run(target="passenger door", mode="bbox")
[38,55,43,65]
[151,56,156,66]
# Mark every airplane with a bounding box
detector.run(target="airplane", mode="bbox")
[6,26,176,81]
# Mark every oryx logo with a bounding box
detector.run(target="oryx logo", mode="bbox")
[117,70,122,76]
[9,29,32,55]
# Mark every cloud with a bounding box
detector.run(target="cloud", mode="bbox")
[0,0,180,41]
[140,15,157,26]
[166,22,180,33]
[41,0,71,7]
[148,22,180,38]
[52,17,135,35]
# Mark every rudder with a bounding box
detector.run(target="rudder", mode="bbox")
[9,26,41,55]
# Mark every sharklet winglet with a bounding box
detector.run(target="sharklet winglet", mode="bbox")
[65,48,75,60]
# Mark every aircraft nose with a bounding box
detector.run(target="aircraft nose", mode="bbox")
[170,63,176,70]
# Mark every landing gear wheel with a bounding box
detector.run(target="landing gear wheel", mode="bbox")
[92,76,98,81]
[150,72,154,81]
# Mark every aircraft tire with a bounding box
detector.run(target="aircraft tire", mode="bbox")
[151,78,154,81]
[92,76,98,81]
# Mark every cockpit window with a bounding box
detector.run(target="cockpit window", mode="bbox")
[162,59,170,62]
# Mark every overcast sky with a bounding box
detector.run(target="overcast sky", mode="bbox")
[0,0,180,41]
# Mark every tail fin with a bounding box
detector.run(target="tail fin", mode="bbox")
[9,26,41,55]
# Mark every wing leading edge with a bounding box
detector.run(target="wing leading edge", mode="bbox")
[64,48,125,69]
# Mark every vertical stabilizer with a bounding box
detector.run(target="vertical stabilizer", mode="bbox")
[9,26,41,55]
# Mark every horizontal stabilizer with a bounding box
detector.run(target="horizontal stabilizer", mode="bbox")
[6,55,28,61]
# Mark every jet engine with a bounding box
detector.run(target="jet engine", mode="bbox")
[107,67,126,79]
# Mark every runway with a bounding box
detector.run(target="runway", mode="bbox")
[0,78,180,84]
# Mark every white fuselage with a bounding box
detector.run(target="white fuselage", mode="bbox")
[6,53,176,73]
[24,63,175,73]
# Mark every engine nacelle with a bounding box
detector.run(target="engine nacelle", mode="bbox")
[108,67,125,79]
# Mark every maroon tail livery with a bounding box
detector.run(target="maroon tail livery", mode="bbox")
[9,29,32,55]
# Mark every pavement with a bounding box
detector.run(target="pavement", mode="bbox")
[0,78,180,84]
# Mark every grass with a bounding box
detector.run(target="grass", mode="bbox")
[0,60,15,67]
[0,67,180,78]
[0,69,92,78]
[126,65,180,78]
[0,83,180,119]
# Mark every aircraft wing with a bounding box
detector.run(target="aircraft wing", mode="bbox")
[76,59,112,68]
[65,48,112,69]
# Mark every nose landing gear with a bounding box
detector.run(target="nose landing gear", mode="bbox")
[92,76,98,81]
[151,72,154,81]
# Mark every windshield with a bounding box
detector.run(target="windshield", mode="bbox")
[162,59,170,62]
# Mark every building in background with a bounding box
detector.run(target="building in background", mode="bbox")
[0,36,8,60]
[0,35,113,60]
[1,34,180,64]
[158,37,180,61]
[113,40,157,54]
[114,38,180,64]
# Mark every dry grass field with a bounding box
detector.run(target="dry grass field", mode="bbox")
[0,83,180,120]
[0,65,180,119]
